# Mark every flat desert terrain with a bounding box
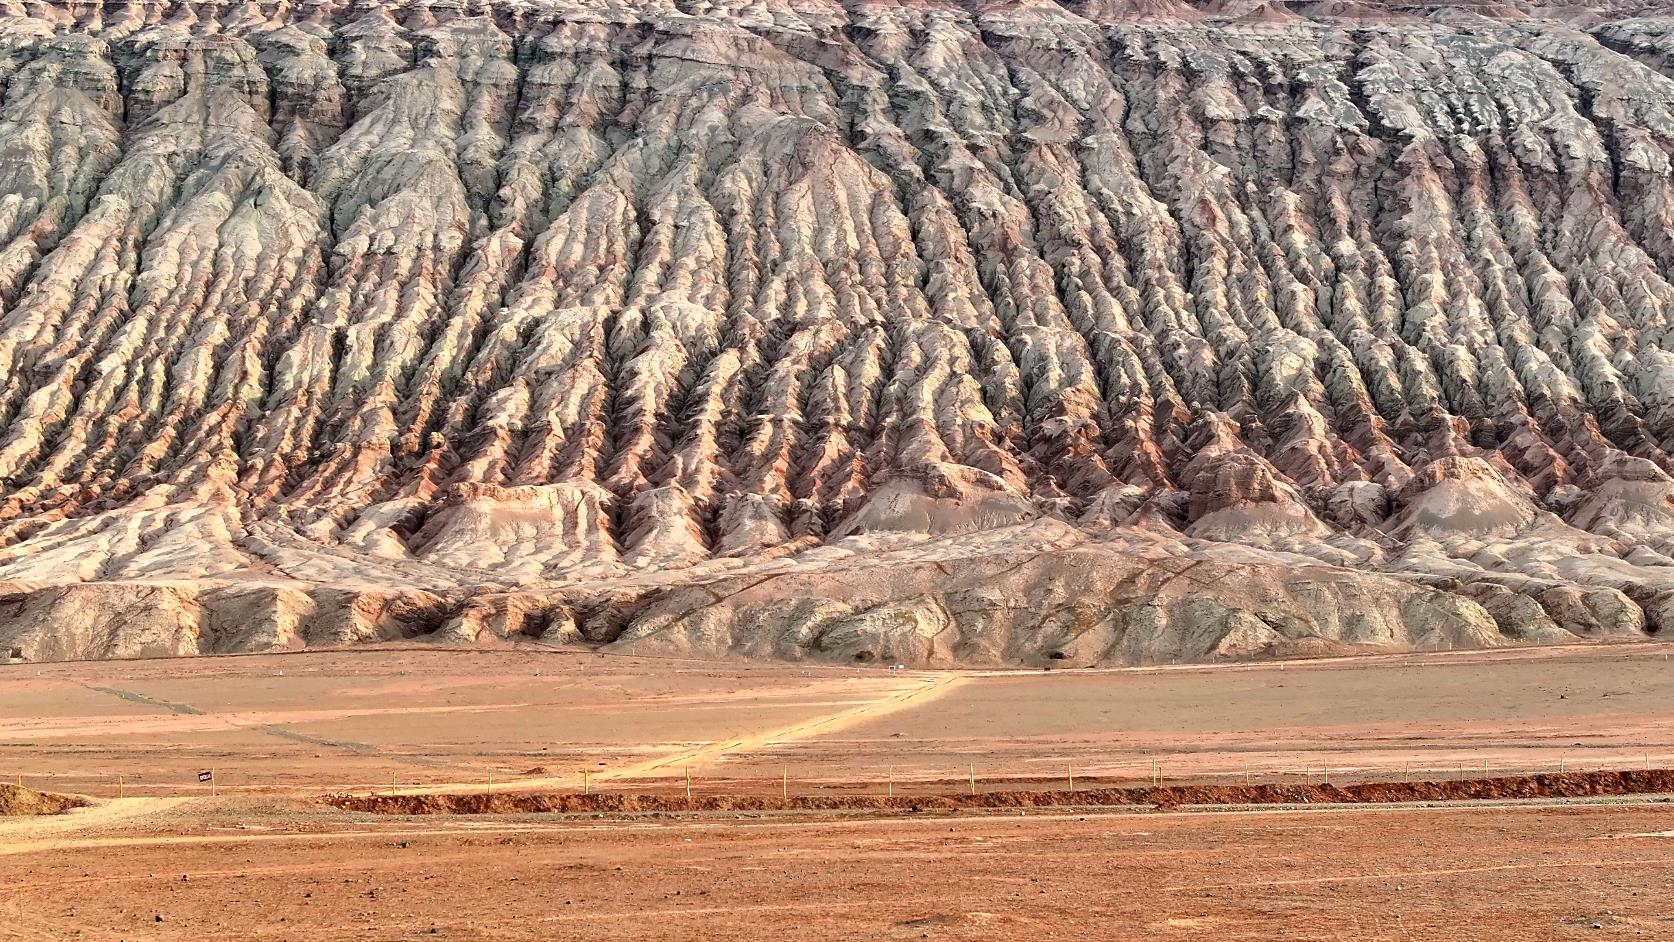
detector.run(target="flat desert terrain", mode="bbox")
[4,642,1674,940]
[4,641,1672,796]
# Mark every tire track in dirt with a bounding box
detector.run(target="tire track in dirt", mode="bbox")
[386,673,969,795]
[1169,855,1674,892]
[78,685,471,771]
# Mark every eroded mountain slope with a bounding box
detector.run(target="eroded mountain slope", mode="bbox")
[5,0,1674,663]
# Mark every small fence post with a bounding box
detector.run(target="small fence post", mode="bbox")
[969,764,976,796]
[685,766,692,801]
[1068,762,1074,793]
[781,765,788,801]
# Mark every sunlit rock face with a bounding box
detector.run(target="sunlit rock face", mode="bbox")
[5,0,1674,663]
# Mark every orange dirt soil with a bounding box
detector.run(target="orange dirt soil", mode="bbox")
[3,799,1674,941]
[5,642,1674,939]
[4,641,1673,798]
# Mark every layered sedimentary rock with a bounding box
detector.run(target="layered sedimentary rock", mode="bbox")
[6,0,1674,664]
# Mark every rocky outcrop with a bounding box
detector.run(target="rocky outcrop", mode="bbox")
[4,0,1674,664]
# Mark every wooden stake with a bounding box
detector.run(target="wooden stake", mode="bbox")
[487,770,493,792]
[583,770,589,795]
[781,766,787,801]
[210,767,217,798]
[1068,762,1074,793]
[887,766,893,798]
[969,764,976,796]
[685,766,692,800]
[390,772,396,795]
[1243,762,1250,785]
[118,775,124,799]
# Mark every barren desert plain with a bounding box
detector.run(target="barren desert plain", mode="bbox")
[15,0,1674,936]
[4,640,1674,940]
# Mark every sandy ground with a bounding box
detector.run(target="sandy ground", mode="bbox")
[3,641,1672,797]
[3,798,1674,941]
[5,641,1674,939]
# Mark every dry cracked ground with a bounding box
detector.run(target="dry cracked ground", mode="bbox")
[7,0,1674,664]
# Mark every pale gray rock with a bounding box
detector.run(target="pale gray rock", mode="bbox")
[3,0,1674,664]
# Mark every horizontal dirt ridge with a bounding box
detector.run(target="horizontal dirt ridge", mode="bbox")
[325,769,1674,815]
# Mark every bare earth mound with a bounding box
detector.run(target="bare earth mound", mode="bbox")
[10,1,1674,663]
[0,782,87,816]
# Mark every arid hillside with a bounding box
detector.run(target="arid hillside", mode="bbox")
[6,0,1674,663]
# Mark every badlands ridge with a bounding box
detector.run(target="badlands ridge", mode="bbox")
[4,0,1674,663]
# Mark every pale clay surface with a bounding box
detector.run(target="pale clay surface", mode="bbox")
[5,0,1674,664]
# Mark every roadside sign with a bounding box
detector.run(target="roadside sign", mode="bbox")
[198,770,213,783]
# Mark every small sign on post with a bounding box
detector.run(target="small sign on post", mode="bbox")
[199,769,216,797]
